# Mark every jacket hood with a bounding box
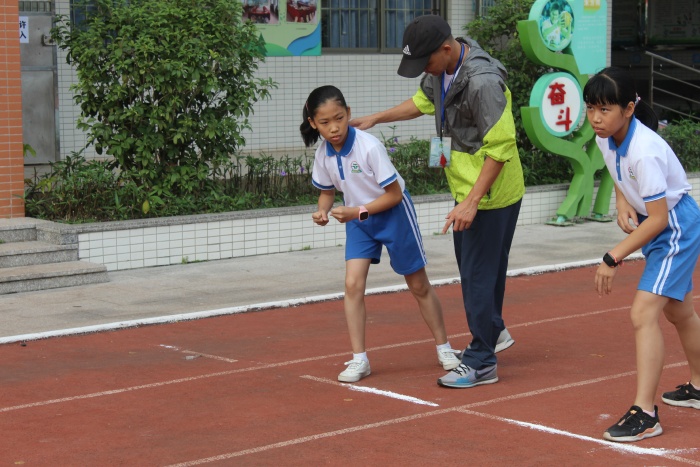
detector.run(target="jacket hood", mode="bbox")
[454,37,508,83]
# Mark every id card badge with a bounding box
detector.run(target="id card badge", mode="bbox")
[429,136,451,168]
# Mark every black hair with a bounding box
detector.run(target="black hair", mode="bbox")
[583,66,659,131]
[299,85,348,147]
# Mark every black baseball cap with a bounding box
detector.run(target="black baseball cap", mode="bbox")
[397,15,451,78]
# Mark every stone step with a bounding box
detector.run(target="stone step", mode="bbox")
[0,218,43,243]
[0,241,78,268]
[0,261,109,295]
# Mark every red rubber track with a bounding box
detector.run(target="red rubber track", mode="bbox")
[1,262,699,466]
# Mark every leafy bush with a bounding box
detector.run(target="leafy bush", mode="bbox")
[382,129,450,195]
[660,119,700,172]
[51,0,276,207]
[465,0,573,185]
[24,152,319,223]
[24,136,453,223]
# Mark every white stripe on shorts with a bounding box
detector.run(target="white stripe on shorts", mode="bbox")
[400,193,426,264]
[652,208,681,295]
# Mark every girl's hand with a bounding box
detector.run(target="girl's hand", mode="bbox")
[615,193,639,234]
[329,206,355,224]
[594,263,618,296]
[312,210,329,226]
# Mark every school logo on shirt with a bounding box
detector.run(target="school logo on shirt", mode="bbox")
[628,167,636,180]
[351,162,362,174]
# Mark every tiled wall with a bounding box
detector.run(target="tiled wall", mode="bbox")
[1,2,26,218]
[72,178,690,272]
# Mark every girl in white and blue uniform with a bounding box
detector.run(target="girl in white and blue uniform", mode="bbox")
[584,67,700,443]
[300,85,460,383]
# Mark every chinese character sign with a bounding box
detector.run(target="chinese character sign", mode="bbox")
[19,17,29,43]
[530,72,583,137]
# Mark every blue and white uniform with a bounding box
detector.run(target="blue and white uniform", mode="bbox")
[597,117,700,300]
[312,127,427,275]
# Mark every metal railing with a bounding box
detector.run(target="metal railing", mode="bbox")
[646,51,700,122]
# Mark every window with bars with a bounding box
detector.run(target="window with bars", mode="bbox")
[321,0,444,52]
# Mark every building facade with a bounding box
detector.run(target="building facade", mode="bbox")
[1,2,25,218]
[6,1,616,218]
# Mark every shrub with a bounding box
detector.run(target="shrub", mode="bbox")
[465,0,573,185]
[660,119,700,172]
[24,137,453,223]
[51,0,276,214]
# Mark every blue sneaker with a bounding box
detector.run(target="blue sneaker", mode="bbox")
[437,363,498,388]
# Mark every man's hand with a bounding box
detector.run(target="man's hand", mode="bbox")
[349,115,378,131]
[442,200,477,234]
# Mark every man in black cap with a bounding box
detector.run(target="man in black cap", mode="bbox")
[350,14,524,389]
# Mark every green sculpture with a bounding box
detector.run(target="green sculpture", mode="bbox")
[517,19,613,225]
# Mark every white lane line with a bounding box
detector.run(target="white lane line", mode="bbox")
[300,375,439,407]
[159,344,238,363]
[0,256,652,345]
[164,408,455,467]
[164,361,694,467]
[181,350,237,363]
[454,408,700,464]
[0,305,670,414]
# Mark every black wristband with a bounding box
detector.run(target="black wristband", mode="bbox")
[603,252,621,268]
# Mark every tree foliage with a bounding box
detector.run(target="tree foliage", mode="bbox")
[465,0,573,184]
[52,0,276,205]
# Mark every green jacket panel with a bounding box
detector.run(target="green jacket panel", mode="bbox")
[412,37,525,209]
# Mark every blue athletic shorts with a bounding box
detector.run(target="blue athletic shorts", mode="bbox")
[345,191,427,276]
[638,194,700,301]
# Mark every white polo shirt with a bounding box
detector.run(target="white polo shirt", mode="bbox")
[311,127,405,207]
[596,117,691,216]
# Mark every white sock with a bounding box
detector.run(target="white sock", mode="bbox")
[692,382,700,391]
[643,408,656,418]
[436,342,452,352]
[353,352,368,363]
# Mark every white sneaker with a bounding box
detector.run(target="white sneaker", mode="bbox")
[463,328,515,355]
[495,328,515,353]
[338,359,371,383]
[437,348,461,370]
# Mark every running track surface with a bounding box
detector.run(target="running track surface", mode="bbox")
[2,261,699,466]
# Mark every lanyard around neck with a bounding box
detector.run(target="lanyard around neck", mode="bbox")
[440,43,465,137]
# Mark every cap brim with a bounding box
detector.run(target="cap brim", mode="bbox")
[397,55,430,78]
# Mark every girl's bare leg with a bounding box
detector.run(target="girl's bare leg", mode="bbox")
[344,258,372,353]
[631,291,668,412]
[664,292,700,386]
[404,267,448,345]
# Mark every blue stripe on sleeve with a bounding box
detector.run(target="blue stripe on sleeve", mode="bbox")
[312,180,335,190]
[644,192,666,202]
[378,173,398,188]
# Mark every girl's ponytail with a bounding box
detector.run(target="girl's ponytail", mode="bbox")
[634,99,659,131]
[300,102,320,147]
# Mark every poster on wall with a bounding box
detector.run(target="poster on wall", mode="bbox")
[646,1,700,45]
[528,0,607,75]
[241,0,321,56]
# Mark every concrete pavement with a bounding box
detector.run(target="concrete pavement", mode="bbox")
[0,220,634,342]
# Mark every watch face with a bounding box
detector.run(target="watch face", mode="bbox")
[603,253,617,267]
[360,211,369,221]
